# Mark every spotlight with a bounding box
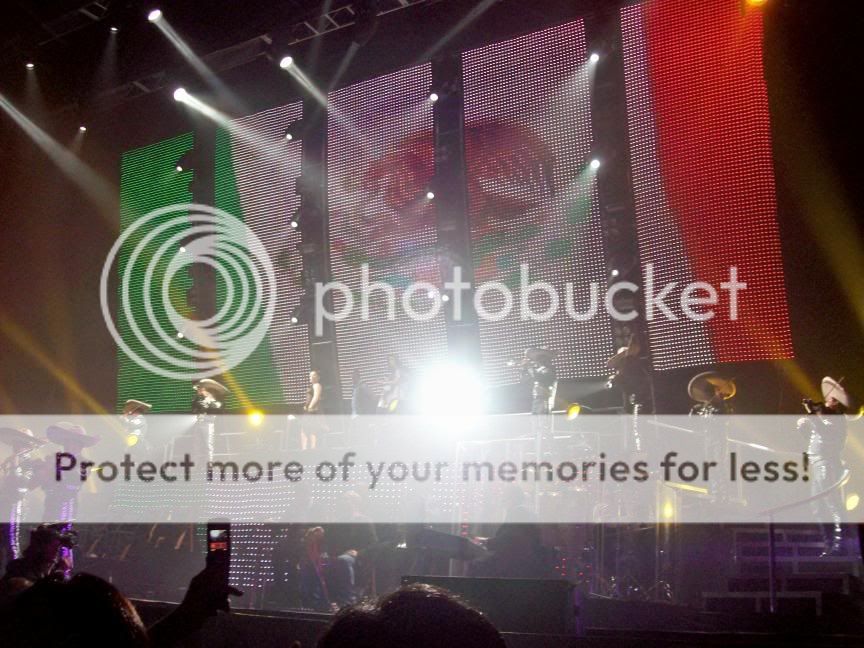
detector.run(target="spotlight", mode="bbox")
[78,126,87,133]
[110,26,119,33]
[247,409,265,427]
[279,56,294,69]
[284,131,293,141]
[426,191,435,200]
[179,246,186,253]
[126,433,140,447]
[173,87,188,102]
[566,403,582,420]
[441,294,450,303]
[610,268,620,278]
[589,159,601,170]
[147,9,163,22]
[289,210,301,229]
[290,314,299,324]
[175,164,183,172]
[847,493,860,512]
[745,0,768,6]
[418,362,486,416]
[25,62,34,70]
[589,53,600,64]
[429,92,439,103]
[176,331,184,339]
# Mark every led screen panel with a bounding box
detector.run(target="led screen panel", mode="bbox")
[117,133,196,412]
[327,64,448,399]
[621,0,793,369]
[215,101,309,407]
[463,20,615,386]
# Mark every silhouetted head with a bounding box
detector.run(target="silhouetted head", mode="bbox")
[318,583,505,648]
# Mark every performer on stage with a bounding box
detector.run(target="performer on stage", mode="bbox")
[798,376,852,555]
[121,399,152,455]
[512,348,558,415]
[302,370,324,450]
[192,378,229,462]
[378,354,404,414]
[41,422,100,524]
[687,371,736,417]
[0,427,45,569]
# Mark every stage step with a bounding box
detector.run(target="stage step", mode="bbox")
[726,573,861,595]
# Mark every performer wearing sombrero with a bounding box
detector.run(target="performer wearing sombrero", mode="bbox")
[40,422,100,524]
[688,371,736,500]
[798,376,853,555]
[0,427,45,568]
[192,378,229,462]
[122,399,153,454]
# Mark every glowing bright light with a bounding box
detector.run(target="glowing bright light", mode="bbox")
[175,165,183,172]
[441,294,450,303]
[176,331,184,339]
[589,159,601,170]
[110,26,119,33]
[418,363,486,416]
[846,493,860,512]
[290,314,299,324]
[173,87,188,102]
[148,9,163,22]
[589,53,600,63]
[426,191,435,200]
[284,132,293,141]
[429,92,439,103]
[566,403,582,420]
[78,126,87,133]
[610,268,620,278]
[662,500,675,520]
[745,0,768,6]
[290,220,299,229]
[126,434,140,447]
[25,62,34,70]
[279,56,294,69]
[179,246,186,253]
[248,409,265,427]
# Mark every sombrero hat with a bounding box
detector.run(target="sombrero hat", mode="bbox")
[46,422,100,448]
[194,378,229,398]
[688,371,736,404]
[123,399,153,417]
[821,377,850,409]
[0,427,44,450]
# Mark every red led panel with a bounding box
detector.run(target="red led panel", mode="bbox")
[621,0,793,369]
[463,21,615,386]
[327,64,448,398]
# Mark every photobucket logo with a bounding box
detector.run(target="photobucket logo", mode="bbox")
[100,203,276,381]
[314,264,746,334]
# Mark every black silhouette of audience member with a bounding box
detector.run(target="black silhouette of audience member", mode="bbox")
[317,583,506,648]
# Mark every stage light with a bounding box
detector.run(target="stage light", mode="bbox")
[746,0,768,6]
[662,500,675,520]
[78,126,87,133]
[247,409,265,427]
[589,52,600,63]
[441,294,450,303]
[566,403,582,420]
[175,164,183,172]
[847,493,860,512]
[429,92,439,103]
[147,9,163,22]
[126,433,140,447]
[426,191,435,200]
[589,159,601,170]
[418,362,486,416]
[25,62,34,70]
[110,26,119,33]
[176,331,184,339]
[179,246,186,253]
[173,87,188,102]
[279,56,294,69]
[284,131,293,141]
[610,268,620,278]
